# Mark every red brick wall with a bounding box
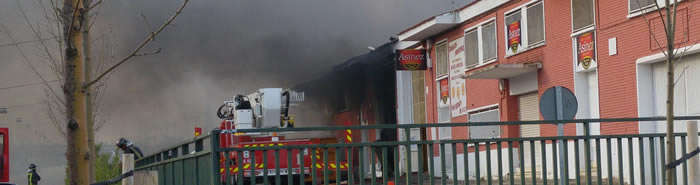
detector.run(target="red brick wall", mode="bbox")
[537,0,577,137]
[596,0,700,134]
[501,79,521,138]
[425,42,438,156]
[421,0,700,157]
[422,0,581,157]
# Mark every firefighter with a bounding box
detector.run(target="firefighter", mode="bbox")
[27,164,40,185]
[116,138,144,160]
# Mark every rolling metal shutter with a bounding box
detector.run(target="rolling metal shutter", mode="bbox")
[519,93,541,172]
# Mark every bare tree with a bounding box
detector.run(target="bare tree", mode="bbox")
[3,0,112,182]
[637,0,696,184]
[2,0,190,184]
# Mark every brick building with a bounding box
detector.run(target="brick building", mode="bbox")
[394,0,700,183]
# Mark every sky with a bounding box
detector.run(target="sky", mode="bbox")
[0,0,471,184]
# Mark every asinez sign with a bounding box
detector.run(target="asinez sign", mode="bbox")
[506,19,523,55]
[448,37,467,117]
[439,79,449,107]
[576,32,597,72]
[395,49,427,70]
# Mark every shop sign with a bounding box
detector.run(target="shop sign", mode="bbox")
[439,79,449,107]
[507,20,523,55]
[576,32,597,72]
[395,49,427,70]
[449,37,467,117]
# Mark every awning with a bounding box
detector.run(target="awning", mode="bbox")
[397,0,511,42]
[398,12,458,41]
[466,63,542,79]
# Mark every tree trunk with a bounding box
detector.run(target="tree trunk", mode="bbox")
[62,0,90,185]
[81,0,96,182]
[666,51,675,185]
[664,1,676,185]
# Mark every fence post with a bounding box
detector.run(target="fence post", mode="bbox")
[583,122,592,185]
[122,154,134,185]
[133,171,158,185]
[688,120,699,185]
[210,130,221,185]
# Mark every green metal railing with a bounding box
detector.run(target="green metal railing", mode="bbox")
[135,116,700,185]
[135,134,213,185]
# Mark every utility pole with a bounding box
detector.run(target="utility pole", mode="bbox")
[62,0,90,184]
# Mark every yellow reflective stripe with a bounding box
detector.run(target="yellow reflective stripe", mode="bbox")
[220,168,225,173]
[243,164,250,169]
[329,163,336,168]
[233,167,239,172]
[242,143,287,148]
[316,164,322,168]
[346,135,352,142]
[346,129,352,135]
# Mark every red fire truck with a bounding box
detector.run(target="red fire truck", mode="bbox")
[215,88,349,184]
[1,128,10,184]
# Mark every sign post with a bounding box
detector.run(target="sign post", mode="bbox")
[555,87,567,185]
[540,86,577,185]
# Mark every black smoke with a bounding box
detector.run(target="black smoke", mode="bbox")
[0,0,472,184]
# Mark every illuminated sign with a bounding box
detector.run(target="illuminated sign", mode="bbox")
[395,49,427,70]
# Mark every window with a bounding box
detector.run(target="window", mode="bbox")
[436,41,450,123]
[629,0,655,14]
[464,30,479,67]
[437,79,450,122]
[505,1,545,56]
[572,0,594,31]
[482,22,498,62]
[435,41,449,77]
[411,71,426,123]
[464,19,497,67]
[527,2,545,44]
[468,107,500,139]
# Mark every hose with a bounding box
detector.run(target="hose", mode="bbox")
[282,91,290,118]
[216,103,227,119]
[90,170,133,185]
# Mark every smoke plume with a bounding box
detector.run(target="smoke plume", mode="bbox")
[0,0,472,184]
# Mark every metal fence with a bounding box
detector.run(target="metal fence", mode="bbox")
[134,134,213,185]
[135,116,700,185]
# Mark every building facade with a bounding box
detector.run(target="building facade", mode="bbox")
[396,0,700,183]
